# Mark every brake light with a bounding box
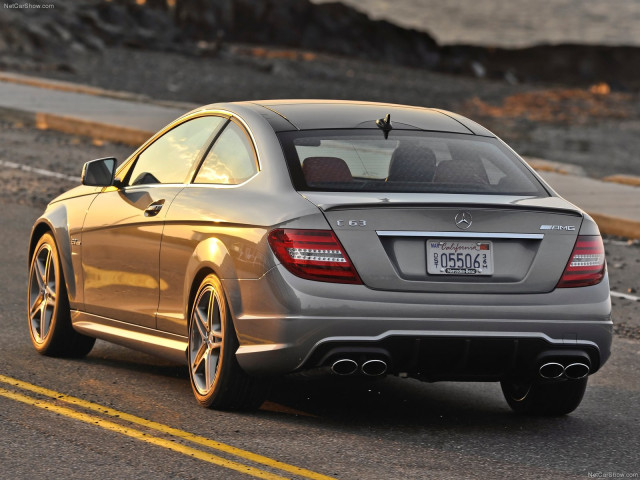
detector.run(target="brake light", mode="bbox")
[557,235,606,288]
[268,229,362,284]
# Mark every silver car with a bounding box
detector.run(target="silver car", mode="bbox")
[28,100,612,414]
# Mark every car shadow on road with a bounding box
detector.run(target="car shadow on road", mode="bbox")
[82,341,598,434]
[260,373,594,433]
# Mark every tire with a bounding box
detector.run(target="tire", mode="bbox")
[500,377,588,416]
[187,274,269,410]
[28,233,95,357]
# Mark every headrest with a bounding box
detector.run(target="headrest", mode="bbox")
[433,159,488,184]
[302,157,353,184]
[387,144,437,182]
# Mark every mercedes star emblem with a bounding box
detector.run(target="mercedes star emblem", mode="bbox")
[455,211,473,230]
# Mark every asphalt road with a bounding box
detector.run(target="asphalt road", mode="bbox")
[0,200,639,480]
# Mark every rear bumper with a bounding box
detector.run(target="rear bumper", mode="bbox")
[225,266,612,378]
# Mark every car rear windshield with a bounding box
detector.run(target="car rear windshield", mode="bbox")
[278,130,548,196]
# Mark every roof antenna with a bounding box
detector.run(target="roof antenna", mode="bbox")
[376,114,393,139]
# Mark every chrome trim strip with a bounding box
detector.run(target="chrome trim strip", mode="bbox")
[122,183,186,190]
[376,231,544,239]
[184,175,258,189]
[71,311,187,364]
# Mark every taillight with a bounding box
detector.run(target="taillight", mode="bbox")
[557,235,606,288]
[268,229,362,284]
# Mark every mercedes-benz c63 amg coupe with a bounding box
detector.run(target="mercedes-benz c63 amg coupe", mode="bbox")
[28,100,612,414]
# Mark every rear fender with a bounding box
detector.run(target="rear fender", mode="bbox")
[182,237,237,323]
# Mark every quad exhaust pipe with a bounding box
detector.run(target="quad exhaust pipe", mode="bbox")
[539,362,565,379]
[539,361,590,380]
[361,359,388,376]
[330,358,388,376]
[331,359,359,376]
[564,362,590,379]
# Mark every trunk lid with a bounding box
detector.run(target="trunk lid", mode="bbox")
[301,192,583,294]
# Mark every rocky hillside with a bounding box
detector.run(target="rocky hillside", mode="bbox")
[1,0,639,89]
[0,1,439,67]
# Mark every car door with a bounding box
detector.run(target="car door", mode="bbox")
[156,120,260,335]
[81,115,226,328]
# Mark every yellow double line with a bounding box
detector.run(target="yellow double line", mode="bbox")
[0,374,334,480]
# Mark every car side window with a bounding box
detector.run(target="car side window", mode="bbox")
[194,122,258,185]
[128,116,224,186]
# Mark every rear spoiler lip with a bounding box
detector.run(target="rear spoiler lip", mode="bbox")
[314,202,583,217]
[298,191,583,215]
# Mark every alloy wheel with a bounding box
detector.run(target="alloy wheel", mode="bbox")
[189,284,224,396]
[28,243,57,344]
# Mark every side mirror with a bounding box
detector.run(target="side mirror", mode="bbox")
[81,157,117,187]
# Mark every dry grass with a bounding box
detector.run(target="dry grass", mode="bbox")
[463,85,632,124]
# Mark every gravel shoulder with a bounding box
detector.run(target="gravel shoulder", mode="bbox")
[605,237,640,340]
[0,118,133,208]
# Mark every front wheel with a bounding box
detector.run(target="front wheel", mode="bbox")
[28,233,95,357]
[501,377,588,416]
[187,274,268,410]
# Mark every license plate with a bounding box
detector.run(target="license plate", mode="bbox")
[427,240,494,275]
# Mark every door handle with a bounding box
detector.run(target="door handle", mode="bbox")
[144,200,165,217]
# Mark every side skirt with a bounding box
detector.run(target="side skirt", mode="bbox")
[71,311,188,364]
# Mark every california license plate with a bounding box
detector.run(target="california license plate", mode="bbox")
[427,240,494,275]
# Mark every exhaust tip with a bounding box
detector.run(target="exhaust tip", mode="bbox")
[539,362,564,379]
[331,359,358,376]
[564,362,590,380]
[361,359,387,376]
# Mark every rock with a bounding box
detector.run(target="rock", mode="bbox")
[47,23,73,43]
[69,42,87,54]
[81,34,106,52]
[471,61,486,78]
[504,71,518,85]
[23,22,51,48]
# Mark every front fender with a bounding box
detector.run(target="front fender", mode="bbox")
[29,194,97,309]
[30,208,76,305]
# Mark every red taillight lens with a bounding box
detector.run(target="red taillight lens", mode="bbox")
[268,229,362,284]
[557,235,606,288]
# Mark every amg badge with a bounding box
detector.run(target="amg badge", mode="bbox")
[539,225,576,231]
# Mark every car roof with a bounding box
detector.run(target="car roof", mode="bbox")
[203,100,494,136]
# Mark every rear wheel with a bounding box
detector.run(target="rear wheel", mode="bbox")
[501,377,588,416]
[28,233,95,357]
[187,274,268,410]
